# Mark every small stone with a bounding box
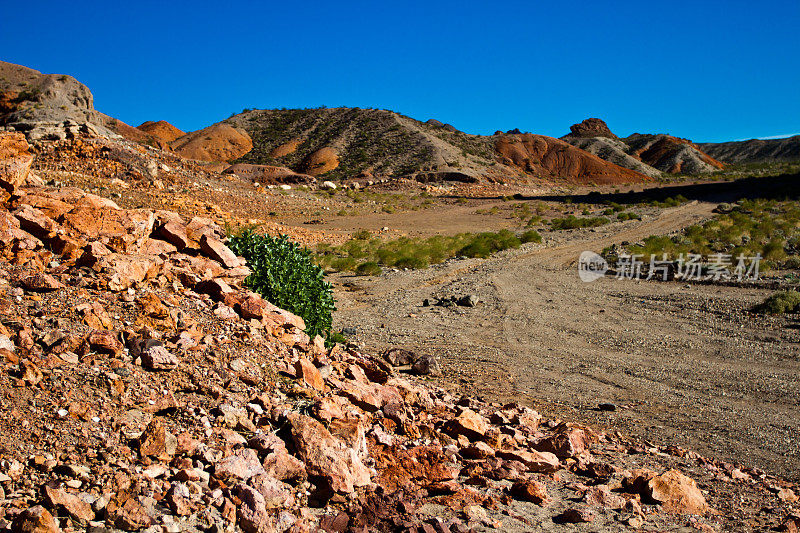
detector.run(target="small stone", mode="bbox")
[558,507,594,523]
[138,418,177,460]
[511,479,549,504]
[295,357,325,391]
[140,344,179,370]
[20,273,63,292]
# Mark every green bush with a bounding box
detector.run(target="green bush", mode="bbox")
[394,256,428,269]
[458,230,521,258]
[228,230,335,340]
[550,215,610,230]
[520,230,542,243]
[355,261,382,276]
[617,212,641,221]
[753,290,800,314]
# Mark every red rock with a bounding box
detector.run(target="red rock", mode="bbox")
[557,507,594,523]
[510,479,549,504]
[140,344,178,370]
[200,234,241,268]
[20,359,43,386]
[14,205,60,241]
[78,241,111,266]
[156,221,192,250]
[288,413,371,494]
[444,408,489,441]
[85,330,123,355]
[238,293,267,319]
[534,427,588,459]
[44,485,94,523]
[234,483,274,533]
[339,380,383,412]
[461,441,495,460]
[263,449,306,481]
[10,505,60,533]
[250,473,295,508]
[60,207,155,254]
[646,469,709,514]
[0,132,34,194]
[584,484,626,509]
[295,357,325,391]
[215,448,265,482]
[138,418,177,460]
[20,273,63,292]
[496,449,560,473]
[567,118,618,139]
[95,253,163,291]
[112,498,153,531]
[495,133,648,185]
[195,278,235,301]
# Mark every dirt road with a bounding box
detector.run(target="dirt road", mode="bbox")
[332,200,800,479]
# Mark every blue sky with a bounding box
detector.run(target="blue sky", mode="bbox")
[2,0,798,142]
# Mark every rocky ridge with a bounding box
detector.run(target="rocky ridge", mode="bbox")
[561,119,725,176]
[0,132,796,532]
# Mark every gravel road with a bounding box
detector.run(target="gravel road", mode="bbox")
[333,201,800,480]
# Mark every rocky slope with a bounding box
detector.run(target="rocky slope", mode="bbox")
[215,108,652,185]
[494,134,648,185]
[562,119,724,176]
[0,61,119,142]
[0,132,798,532]
[697,135,800,164]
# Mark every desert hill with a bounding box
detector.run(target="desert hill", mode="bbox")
[137,120,184,143]
[0,60,117,141]
[697,135,800,164]
[213,108,650,184]
[561,118,724,176]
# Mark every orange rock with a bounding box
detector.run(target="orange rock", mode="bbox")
[0,132,34,193]
[295,357,325,391]
[646,469,709,514]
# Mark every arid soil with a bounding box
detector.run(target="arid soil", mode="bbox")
[332,200,800,482]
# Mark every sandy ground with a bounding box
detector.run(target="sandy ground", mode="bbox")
[331,200,800,481]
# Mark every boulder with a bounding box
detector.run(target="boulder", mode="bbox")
[646,469,709,514]
[288,413,371,494]
[10,505,60,533]
[0,132,34,193]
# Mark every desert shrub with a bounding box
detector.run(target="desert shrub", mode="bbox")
[355,261,382,276]
[352,229,371,240]
[753,290,800,314]
[394,256,428,269]
[228,230,335,339]
[617,212,641,221]
[520,230,542,243]
[550,215,610,230]
[458,230,521,258]
[649,195,689,208]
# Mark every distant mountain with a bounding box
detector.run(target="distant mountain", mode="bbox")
[561,118,724,175]
[696,136,800,164]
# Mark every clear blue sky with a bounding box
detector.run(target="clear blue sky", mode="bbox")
[2,0,798,142]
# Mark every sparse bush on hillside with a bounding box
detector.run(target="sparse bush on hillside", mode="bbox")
[610,199,800,272]
[228,230,335,340]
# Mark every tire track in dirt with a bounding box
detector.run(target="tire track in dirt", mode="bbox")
[334,198,800,479]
